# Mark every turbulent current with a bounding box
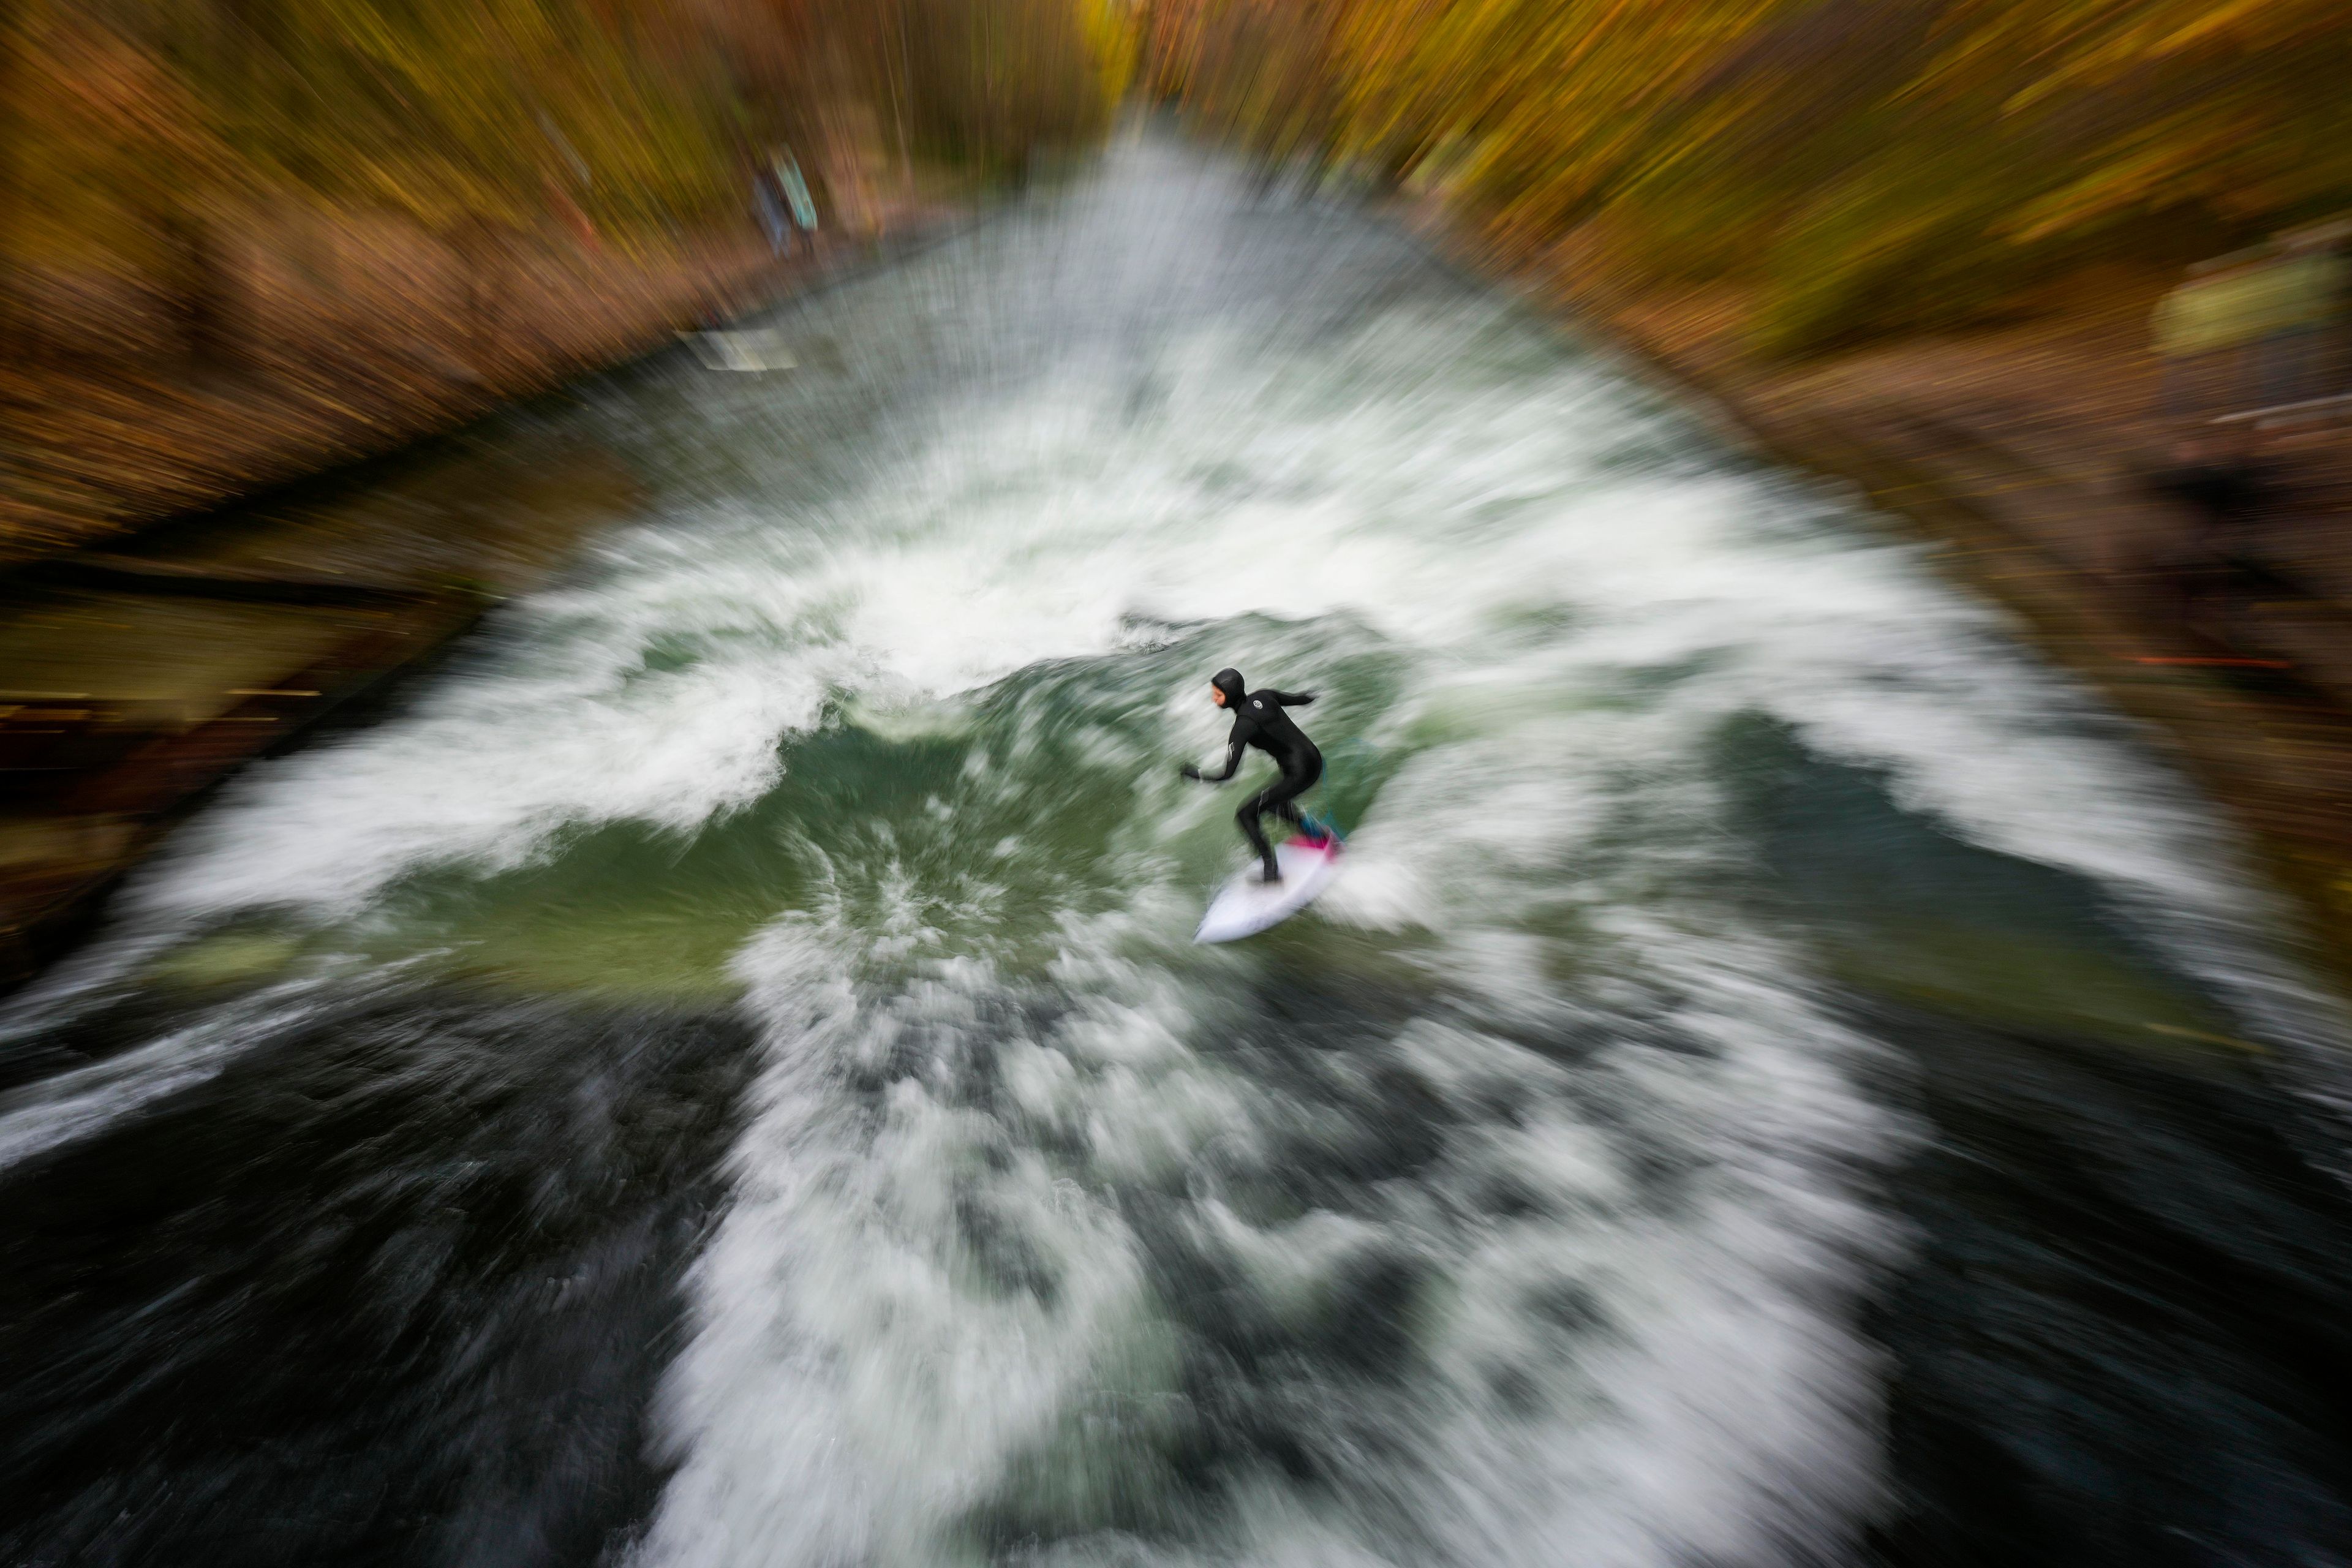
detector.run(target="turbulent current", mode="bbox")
[7,137,2352,1568]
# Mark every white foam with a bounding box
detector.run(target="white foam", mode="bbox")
[6,138,2334,1564]
[0,978,329,1172]
[636,810,1901,1567]
[100,277,2250,957]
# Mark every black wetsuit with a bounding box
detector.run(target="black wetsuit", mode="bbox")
[1180,667,1323,881]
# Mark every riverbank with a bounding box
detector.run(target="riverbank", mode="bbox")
[0,209,968,989]
[1,201,946,565]
[1403,206,2352,986]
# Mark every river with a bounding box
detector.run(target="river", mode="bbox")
[6,135,2352,1568]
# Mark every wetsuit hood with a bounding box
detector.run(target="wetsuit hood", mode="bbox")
[1210,668,1248,705]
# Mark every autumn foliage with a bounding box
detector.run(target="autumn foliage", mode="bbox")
[1145,0,2352,355]
[0,0,1134,366]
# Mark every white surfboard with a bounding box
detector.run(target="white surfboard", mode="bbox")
[1195,836,1344,944]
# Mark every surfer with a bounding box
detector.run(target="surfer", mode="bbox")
[1180,667,1327,883]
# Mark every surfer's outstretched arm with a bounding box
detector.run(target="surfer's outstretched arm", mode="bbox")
[1181,736,1248,783]
[1261,690,1316,706]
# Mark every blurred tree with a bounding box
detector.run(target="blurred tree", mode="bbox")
[837,0,1129,179]
[1146,0,2352,356]
[2,0,1129,368]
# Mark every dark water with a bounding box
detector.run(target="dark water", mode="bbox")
[4,135,2350,1568]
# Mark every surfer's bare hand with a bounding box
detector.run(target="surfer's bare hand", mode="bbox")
[1180,763,1202,780]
